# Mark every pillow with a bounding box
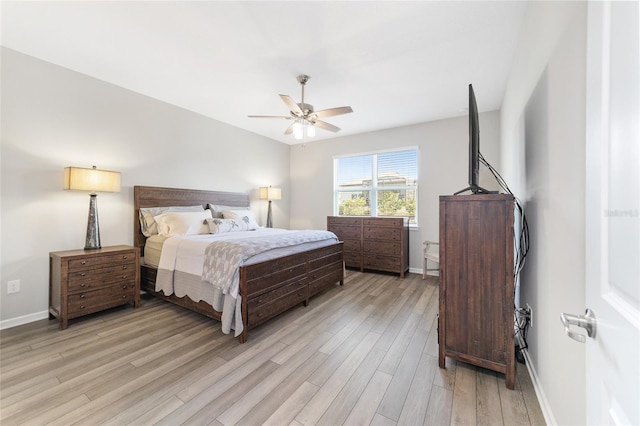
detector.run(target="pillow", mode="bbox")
[206,218,253,234]
[207,204,245,219]
[221,209,259,230]
[154,210,212,236]
[139,205,204,237]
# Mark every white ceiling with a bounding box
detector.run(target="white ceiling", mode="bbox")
[1,1,527,145]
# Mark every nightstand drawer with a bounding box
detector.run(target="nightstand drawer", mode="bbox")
[68,253,136,270]
[67,285,136,317]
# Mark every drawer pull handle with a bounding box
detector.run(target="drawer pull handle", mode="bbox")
[122,265,128,270]
[257,299,263,304]
[122,255,128,259]
[257,313,263,318]
[81,261,87,265]
[80,272,86,277]
[80,305,85,309]
[80,283,86,288]
[122,295,127,299]
[80,294,85,299]
[123,285,128,289]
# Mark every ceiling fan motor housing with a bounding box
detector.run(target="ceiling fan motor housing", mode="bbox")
[296,102,314,116]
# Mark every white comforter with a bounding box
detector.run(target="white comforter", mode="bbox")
[155,228,339,336]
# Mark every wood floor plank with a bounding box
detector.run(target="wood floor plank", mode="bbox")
[451,362,478,425]
[517,361,546,426]
[477,369,504,425]
[344,370,393,425]
[377,328,429,421]
[183,360,281,425]
[397,353,439,426]
[216,332,334,426]
[0,272,545,426]
[425,384,454,426]
[498,370,530,426]
[261,381,319,426]
[237,351,328,426]
[317,347,387,426]
[295,331,381,426]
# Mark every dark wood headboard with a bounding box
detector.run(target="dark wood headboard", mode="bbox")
[133,185,250,257]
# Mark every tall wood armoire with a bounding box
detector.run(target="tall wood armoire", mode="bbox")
[438,194,515,389]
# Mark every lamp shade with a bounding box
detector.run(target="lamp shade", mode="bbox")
[259,186,282,201]
[64,166,121,193]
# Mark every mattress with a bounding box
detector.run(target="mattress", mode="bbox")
[143,234,169,268]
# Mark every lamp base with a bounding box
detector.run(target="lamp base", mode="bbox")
[85,193,101,250]
[266,200,273,228]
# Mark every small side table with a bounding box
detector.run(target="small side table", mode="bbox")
[49,245,140,329]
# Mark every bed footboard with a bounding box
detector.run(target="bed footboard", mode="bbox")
[141,242,344,343]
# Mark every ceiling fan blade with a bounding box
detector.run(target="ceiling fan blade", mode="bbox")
[279,94,303,116]
[314,120,341,133]
[248,115,291,119]
[284,122,296,135]
[313,106,353,118]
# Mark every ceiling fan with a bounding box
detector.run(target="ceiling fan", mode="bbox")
[249,74,353,138]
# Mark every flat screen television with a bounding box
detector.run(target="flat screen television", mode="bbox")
[455,84,491,195]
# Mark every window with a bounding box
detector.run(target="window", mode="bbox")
[334,148,418,224]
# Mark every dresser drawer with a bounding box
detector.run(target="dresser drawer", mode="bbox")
[363,254,401,271]
[363,217,406,227]
[363,241,401,256]
[68,252,136,270]
[364,226,402,241]
[328,216,362,226]
[343,252,362,268]
[342,239,361,252]
[328,225,361,239]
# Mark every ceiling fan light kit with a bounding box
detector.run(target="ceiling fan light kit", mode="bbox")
[249,74,353,141]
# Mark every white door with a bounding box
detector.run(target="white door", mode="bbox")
[581,1,640,425]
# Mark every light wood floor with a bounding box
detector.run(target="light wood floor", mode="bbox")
[0,271,545,426]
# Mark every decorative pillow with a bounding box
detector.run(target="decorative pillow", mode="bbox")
[221,209,259,230]
[139,205,204,237]
[207,204,245,219]
[206,218,253,234]
[153,210,212,236]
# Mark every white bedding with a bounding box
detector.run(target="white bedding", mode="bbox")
[153,228,339,337]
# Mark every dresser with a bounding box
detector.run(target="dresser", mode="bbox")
[49,245,140,329]
[438,194,515,389]
[328,216,409,277]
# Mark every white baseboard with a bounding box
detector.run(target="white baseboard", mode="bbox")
[0,310,49,330]
[409,267,439,276]
[518,339,557,426]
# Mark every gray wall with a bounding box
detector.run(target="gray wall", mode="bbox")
[1,48,290,326]
[289,111,501,272]
[500,2,587,424]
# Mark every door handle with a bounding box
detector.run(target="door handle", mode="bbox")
[560,308,596,343]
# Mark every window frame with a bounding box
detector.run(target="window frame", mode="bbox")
[333,146,419,225]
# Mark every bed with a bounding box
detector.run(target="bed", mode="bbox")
[134,185,344,343]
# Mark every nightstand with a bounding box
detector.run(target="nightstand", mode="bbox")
[49,245,140,329]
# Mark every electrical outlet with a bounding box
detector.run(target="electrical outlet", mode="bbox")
[7,280,20,294]
[526,303,533,328]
